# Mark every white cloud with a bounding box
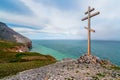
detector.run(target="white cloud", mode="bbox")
[0,11,46,28]
[0,0,120,40]
[20,0,82,38]
[12,27,37,34]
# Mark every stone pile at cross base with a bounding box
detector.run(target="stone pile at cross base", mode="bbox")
[77,54,111,65]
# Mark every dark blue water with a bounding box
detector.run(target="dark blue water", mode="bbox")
[31,40,120,66]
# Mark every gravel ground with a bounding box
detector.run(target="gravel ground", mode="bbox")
[2,55,120,80]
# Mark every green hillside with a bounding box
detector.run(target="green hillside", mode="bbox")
[0,40,56,79]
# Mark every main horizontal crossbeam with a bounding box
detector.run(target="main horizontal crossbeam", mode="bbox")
[82,12,100,21]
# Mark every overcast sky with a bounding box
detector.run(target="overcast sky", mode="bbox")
[0,0,120,40]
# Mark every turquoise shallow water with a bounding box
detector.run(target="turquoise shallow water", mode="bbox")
[31,40,120,66]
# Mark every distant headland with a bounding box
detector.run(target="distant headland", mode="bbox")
[0,22,32,50]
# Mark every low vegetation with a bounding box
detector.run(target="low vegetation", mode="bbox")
[0,61,55,79]
[0,40,56,79]
[92,76,99,80]
[0,40,23,49]
[110,65,120,70]
[96,73,105,77]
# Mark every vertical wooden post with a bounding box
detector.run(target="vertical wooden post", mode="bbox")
[88,6,91,56]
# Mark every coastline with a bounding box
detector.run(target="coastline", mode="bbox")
[1,40,120,80]
[0,39,120,79]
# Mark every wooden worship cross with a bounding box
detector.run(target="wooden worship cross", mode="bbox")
[81,6,100,56]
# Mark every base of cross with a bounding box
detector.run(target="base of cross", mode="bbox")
[77,54,111,65]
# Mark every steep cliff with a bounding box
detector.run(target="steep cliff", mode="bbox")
[0,22,32,49]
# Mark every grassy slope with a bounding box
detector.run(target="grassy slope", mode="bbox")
[0,40,23,49]
[0,40,56,78]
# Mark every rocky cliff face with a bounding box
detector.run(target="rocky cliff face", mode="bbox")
[0,22,32,49]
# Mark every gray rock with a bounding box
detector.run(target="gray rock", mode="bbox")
[0,22,32,49]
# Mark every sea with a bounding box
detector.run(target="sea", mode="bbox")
[31,40,120,66]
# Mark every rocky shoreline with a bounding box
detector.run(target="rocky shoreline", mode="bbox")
[3,54,120,80]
